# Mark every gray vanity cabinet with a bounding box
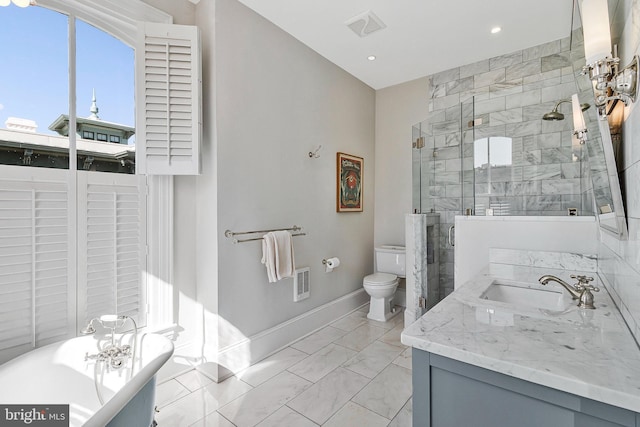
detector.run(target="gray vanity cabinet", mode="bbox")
[413,349,639,427]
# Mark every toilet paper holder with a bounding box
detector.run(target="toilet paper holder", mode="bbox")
[322,257,340,272]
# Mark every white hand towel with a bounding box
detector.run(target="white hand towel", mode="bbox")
[273,230,296,280]
[261,231,296,282]
[261,232,277,283]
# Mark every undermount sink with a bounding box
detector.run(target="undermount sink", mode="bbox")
[480,281,569,311]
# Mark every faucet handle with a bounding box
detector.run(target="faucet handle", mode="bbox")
[570,274,594,284]
[576,283,600,292]
[571,275,596,291]
[577,283,600,309]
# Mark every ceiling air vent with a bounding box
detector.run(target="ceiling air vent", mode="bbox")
[345,10,387,38]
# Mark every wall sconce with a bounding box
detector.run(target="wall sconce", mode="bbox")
[606,99,625,135]
[580,0,639,118]
[572,94,588,144]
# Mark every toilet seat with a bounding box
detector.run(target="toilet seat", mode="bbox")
[363,272,398,286]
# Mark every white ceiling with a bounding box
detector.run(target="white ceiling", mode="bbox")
[236,0,576,89]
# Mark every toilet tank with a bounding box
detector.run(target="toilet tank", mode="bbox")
[375,245,406,278]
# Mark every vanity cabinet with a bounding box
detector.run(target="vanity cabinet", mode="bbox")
[413,349,640,427]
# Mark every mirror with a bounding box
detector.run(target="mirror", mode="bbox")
[573,0,628,239]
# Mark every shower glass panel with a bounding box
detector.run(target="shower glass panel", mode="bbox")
[414,91,593,299]
[461,97,474,216]
[412,121,432,214]
[413,31,603,302]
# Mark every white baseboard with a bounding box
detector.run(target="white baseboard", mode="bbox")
[212,288,369,381]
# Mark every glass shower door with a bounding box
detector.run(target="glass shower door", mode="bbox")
[461,97,475,215]
[412,119,433,214]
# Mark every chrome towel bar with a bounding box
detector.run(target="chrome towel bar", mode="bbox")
[224,225,305,244]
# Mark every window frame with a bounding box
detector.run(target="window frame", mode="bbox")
[0,0,184,364]
[36,0,176,333]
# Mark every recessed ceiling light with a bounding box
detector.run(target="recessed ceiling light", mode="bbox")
[491,26,502,34]
[367,55,376,61]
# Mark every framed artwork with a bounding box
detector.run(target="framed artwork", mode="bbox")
[337,152,363,212]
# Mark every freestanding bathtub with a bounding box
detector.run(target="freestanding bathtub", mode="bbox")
[0,332,173,427]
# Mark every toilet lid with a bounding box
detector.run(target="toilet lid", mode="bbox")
[364,272,397,285]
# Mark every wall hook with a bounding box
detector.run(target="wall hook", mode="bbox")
[308,145,322,158]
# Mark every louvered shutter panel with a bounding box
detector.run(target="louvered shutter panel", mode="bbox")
[77,172,147,327]
[136,22,201,175]
[0,167,71,360]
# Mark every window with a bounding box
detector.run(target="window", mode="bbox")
[0,1,168,362]
[0,0,199,362]
[110,135,121,143]
[474,137,514,215]
[0,5,68,170]
[77,18,134,173]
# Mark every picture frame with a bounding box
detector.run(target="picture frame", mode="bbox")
[336,152,363,212]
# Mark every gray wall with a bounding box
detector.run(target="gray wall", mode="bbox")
[374,77,430,247]
[199,0,376,354]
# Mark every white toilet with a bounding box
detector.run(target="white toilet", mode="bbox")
[363,245,406,322]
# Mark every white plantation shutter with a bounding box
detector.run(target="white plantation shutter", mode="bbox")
[0,167,72,360]
[136,22,202,175]
[77,172,147,327]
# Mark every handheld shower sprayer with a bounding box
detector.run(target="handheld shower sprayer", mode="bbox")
[81,315,135,348]
[82,314,129,334]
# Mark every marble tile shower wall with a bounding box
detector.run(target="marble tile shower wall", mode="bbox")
[423,34,592,298]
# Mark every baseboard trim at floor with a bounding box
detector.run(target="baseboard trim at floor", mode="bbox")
[210,288,369,382]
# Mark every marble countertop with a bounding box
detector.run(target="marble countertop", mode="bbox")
[401,263,640,413]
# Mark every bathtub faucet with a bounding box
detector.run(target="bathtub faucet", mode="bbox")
[82,314,138,370]
[85,344,132,369]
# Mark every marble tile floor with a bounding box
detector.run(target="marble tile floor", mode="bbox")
[155,305,412,427]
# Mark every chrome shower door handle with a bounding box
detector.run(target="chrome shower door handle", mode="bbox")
[448,225,455,247]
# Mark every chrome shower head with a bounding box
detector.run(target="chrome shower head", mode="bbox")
[542,110,565,121]
[542,100,591,121]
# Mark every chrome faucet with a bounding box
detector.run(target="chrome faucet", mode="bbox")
[538,274,600,309]
[81,315,138,370]
[539,275,582,299]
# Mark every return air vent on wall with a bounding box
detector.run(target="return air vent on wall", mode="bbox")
[293,267,310,302]
[345,10,387,38]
